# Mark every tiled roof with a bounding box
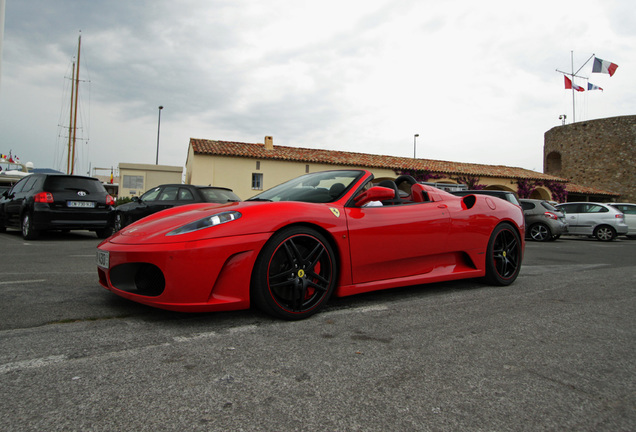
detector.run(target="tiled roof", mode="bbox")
[190,139,567,182]
[566,182,620,197]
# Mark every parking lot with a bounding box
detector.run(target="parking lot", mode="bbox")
[1,230,635,431]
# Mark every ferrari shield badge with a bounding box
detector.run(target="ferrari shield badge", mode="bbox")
[330,208,340,218]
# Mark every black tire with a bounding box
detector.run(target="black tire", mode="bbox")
[251,226,337,320]
[21,212,39,240]
[95,227,114,239]
[484,223,521,286]
[594,225,616,241]
[529,223,551,242]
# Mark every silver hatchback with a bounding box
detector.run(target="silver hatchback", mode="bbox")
[555,202,629,241]
[520,199,568,241]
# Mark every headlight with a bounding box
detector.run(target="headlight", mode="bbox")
[166,211,242,236]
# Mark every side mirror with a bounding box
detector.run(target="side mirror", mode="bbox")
[354,186,395,207]
[132,196,141,203]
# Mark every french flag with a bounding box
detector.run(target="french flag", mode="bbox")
[564,75,584,92]
[587,82,603,91]
[592,57,618,77]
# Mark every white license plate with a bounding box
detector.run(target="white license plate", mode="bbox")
[68,201,96,208]
[96,249,109,268]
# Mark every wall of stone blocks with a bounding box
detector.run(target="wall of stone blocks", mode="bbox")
[544,115,636,202]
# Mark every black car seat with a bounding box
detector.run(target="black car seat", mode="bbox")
[377,180,402,205]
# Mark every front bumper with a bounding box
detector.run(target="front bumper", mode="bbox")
[97,232,271,312]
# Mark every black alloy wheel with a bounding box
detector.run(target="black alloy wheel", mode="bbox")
[21,212,39,240]
[485,223,521,286]
[251,226,337,320]
[529,223,551,242]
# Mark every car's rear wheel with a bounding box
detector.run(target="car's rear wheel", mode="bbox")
[485,223,521,286]
[594,225,616,241]
[21,212,39,240]
[529,223,551,242]
[251,226,337,320]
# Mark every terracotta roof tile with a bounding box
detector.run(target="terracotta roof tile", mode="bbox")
[566,183,620,196]
[190,139,567,182]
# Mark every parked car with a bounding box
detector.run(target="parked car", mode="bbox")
[606,203,636,239]
[450,189,521,206]
[113,184,240,231]
[0,174,115,239]
[97,170,525,320]
[555,202,628,241]
[519,199,568,241]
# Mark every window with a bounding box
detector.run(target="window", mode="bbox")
[585,204,608,214]
[252,173,263,190]
[256,161,261,170]
[123,175,144,189]
[178,188,195,201]
[159,186,179,201]
[305,164,310,173]
[141,187,161,201]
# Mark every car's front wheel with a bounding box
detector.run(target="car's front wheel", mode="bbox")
[95,227,114,239]
[529,223,551,242]
[21,212,39,240]
[594,225,616,241]
[485,223,521,286]
[251,226,337,320]
[113,212,124,232]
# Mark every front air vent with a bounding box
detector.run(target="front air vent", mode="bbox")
[109,263,166,297]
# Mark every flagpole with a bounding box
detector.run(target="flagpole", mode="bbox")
[571,51,575,122]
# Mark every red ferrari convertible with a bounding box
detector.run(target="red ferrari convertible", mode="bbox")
[97,170,524,320]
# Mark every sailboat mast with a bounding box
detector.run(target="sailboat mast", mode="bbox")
[70,33,81,175]
[66,60,75,174]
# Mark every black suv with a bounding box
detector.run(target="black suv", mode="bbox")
[0,174,115,239]
[450,190,521,206]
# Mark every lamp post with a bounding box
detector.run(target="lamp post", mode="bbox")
[413,134,419,158]
[156,105,164,165]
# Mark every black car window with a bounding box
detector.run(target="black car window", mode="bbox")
[20,176,38,193]
[521,201,535,210]
[158,186,179,201]
[200,188,240,202]
[178,188,195,201]
[540,201,558,212]
[585,204,608,213]
[44,176,105,193]
[8,176,29,193]
[559,203,581,214]
[141,187,161,201]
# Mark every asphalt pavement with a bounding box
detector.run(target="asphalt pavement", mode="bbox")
[0,230,634,431]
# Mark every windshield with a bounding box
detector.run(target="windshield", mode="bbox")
[248,170,364,203]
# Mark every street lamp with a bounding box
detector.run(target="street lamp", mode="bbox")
[156,105,164,165]
[413,134,419,158]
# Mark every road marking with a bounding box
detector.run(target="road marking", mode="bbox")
[0,279,47,285]
[173,331,217,343]
[520,264,608,276]
[0,355,68,374]
[325,304,389,316]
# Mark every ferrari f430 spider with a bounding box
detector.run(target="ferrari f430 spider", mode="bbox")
[97,170,524,319]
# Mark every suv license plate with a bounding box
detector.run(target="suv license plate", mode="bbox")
[96,250,109,268]
[68,201,96,208]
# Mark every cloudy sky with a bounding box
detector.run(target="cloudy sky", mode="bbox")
[0,0,634,177]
